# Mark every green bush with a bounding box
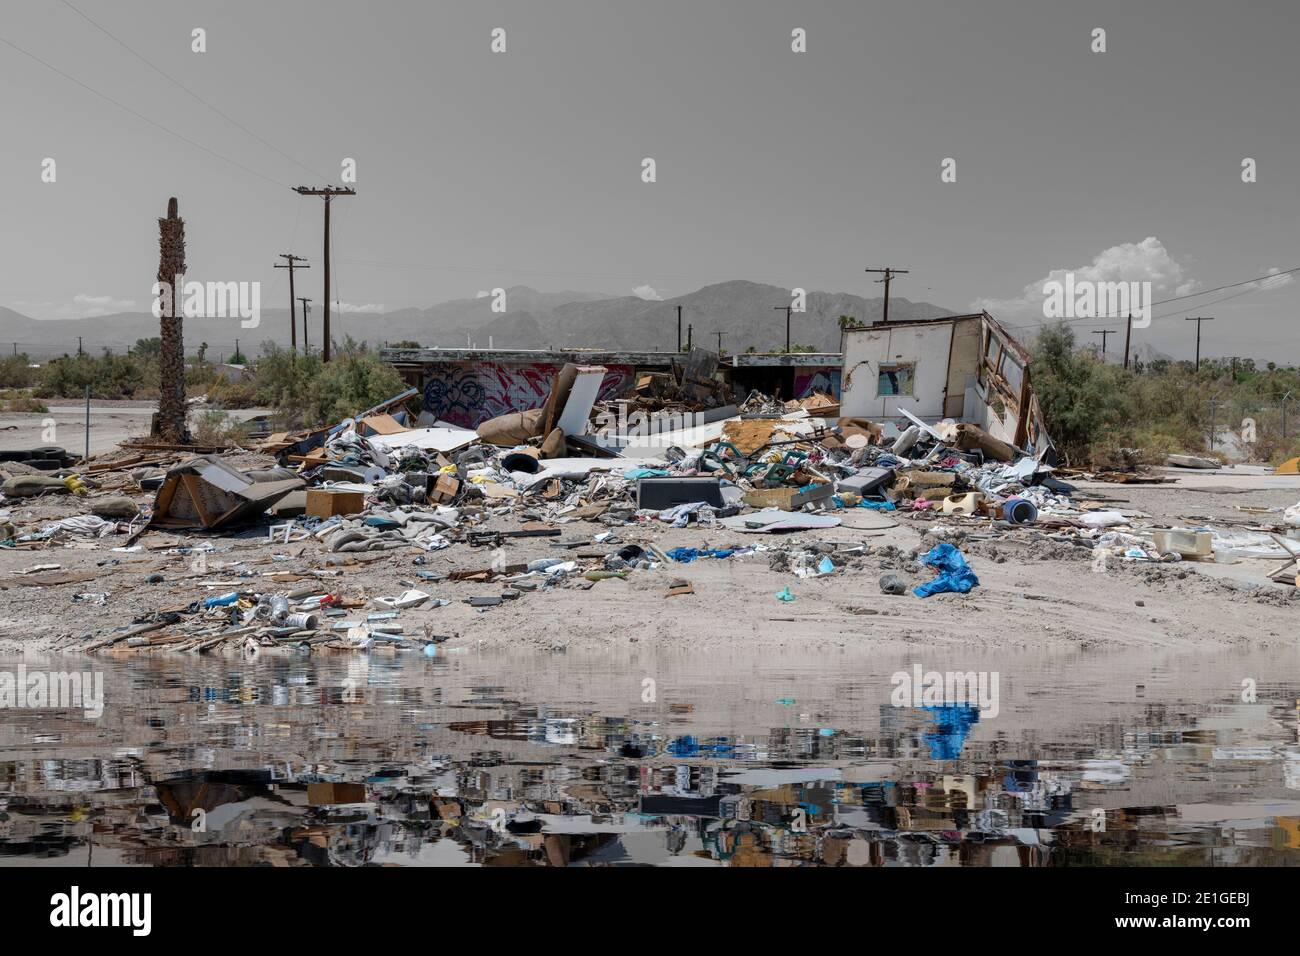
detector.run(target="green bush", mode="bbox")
[1031,321,1300,466]
[0,355,36,389]
[203,339,407,429]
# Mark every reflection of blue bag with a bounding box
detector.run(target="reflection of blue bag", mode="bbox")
[923,703,980,760]
[913,542,979,597]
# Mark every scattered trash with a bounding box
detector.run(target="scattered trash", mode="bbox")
[914,543,980,598]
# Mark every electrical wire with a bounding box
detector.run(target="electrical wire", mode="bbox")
[0,32,287,188]
[57,0,331,182]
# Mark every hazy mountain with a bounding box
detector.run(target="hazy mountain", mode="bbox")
[0,282,954,358]
[543,280,952,353]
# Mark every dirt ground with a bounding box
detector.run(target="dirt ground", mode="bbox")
[1,457,1298,657]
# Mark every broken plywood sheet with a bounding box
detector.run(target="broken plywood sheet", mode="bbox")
[369,423,478,454]
[722,420,782,455]
[150,455,304,529]
[358,413,408,436]
[720,509,842,533]
[556,366,606,437]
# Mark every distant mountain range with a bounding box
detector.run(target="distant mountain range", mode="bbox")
[0,280,956,359]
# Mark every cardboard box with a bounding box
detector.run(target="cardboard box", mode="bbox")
[427,474,462,503]
[306,488,366,518]
[307,782,367,806]
[742,482,835,511]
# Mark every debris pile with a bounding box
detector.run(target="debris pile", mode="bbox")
[4,367,1300,655]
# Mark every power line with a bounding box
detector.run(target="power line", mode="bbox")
[1091,329,1116,359]
[0,34,286,188]
[1186,316,1214,369]
[56,0,329,182]
[293,186,356,361]
[1018,267,1300,329]
[864,267,909,324]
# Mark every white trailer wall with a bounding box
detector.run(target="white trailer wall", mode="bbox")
[840,322,957,420]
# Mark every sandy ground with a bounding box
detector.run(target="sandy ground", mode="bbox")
[1,459,1298,657]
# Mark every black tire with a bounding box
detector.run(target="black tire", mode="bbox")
[27,459,62,471]
[0,450,32,462]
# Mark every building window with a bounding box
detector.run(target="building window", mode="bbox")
[877,363,915,396]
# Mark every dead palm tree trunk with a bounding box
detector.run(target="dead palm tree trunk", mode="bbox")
[154,197,189,443]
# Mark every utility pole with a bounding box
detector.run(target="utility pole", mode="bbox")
[298,297,312,353]
[676,304,683,352]
[711,330,723,353]
[155,196,188,443]
[292,186,355,361]
[773,305,793,353]
[274,254,309,351]
[865,267,909,324]
[77,337,83,356]
[1186,316,1214,370]
[1281,390,1293,440]
[687,323,693,351]
[1091,329,1115,359]
[1122,312,1133,370]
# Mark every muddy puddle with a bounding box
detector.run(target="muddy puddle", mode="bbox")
[1,646,1298,866]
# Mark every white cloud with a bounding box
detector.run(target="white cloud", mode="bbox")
[632,284,663,301]
[974,237,1196,324]
[1254,267,1295,291]
[335,301,385,314]
[72,293,137,317]
[475,290,490,298]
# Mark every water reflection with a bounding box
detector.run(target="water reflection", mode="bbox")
[1,648,1298,866]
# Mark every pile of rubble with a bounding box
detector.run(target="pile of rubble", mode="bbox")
[4,360,1300,655]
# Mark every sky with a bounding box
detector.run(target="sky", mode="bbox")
[1,0,1297,362]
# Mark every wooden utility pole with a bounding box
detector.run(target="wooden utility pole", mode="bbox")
[298,297,312,353]
[292,186,355,361]
[686,323,693,350]
[154,196,189,443]
[1122,312,1133,369]
[274,254,309,351]
[1185,316,1214,370]
[1091,329,1115,359]
[676,304,683,352]
[711,330,723,353]
[865,267,909,324]
[773,305,793,353]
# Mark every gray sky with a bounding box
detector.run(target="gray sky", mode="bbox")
[2,0,1297,361]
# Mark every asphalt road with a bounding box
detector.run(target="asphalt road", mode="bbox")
[0,402,272,455]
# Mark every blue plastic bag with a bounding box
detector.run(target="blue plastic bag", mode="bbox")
[913,542,979,597]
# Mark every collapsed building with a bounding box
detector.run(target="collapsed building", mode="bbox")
[839,312,1054,461]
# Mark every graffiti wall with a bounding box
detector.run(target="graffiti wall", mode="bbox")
[422,362,637,428]
[793,367,842,399]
